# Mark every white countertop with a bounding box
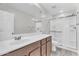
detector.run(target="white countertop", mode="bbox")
[0,34,51,55]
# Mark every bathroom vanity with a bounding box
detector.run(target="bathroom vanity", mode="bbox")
[0,34,52,56]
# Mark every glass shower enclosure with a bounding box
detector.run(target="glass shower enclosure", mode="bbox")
[50,13,78,54]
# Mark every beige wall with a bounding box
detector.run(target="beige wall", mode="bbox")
[0,4,35,34]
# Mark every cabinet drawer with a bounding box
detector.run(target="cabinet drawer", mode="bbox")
[4,46,27,56]
[42,38,46,45]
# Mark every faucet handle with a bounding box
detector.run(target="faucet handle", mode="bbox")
[14,36,21,40]
[18,36,21,39]
[12,32,14,35]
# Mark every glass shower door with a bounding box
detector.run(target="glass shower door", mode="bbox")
[50,16,77,49]
[63,16,77,49]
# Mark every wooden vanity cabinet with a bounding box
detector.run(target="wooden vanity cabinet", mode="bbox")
[4,41,40,56]
[47,36,52,56]
[29,47,40,56]
[26,41,40,56]
[41,44,46,56]
[41,36,52,56]
[3,36,52,56]
[47,41,52,56]
[4,46,28,56]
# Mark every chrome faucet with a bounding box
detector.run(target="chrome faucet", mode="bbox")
[14,36,21,40]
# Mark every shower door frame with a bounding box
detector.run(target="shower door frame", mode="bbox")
[50,15,77,50]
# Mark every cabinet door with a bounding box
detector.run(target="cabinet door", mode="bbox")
[29,47,40,56]
[26,41,40,56]
[42,44,46,56]
[47,41,52,56]
[4,46,27,56]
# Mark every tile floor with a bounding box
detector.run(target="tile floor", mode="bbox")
[52,47,78,56]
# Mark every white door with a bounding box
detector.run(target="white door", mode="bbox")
[0,11,14,41]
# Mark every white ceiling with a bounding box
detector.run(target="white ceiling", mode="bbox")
[39,3,77,16]
[0,3,78,18]
[7,3,42,17]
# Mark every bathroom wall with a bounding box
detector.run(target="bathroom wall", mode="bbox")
[75,4,79,54]
[76,10,79,54]
[77,14,79,54]
[0,4,35,34]
[42,19,50,34]
[35,19,50,34]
